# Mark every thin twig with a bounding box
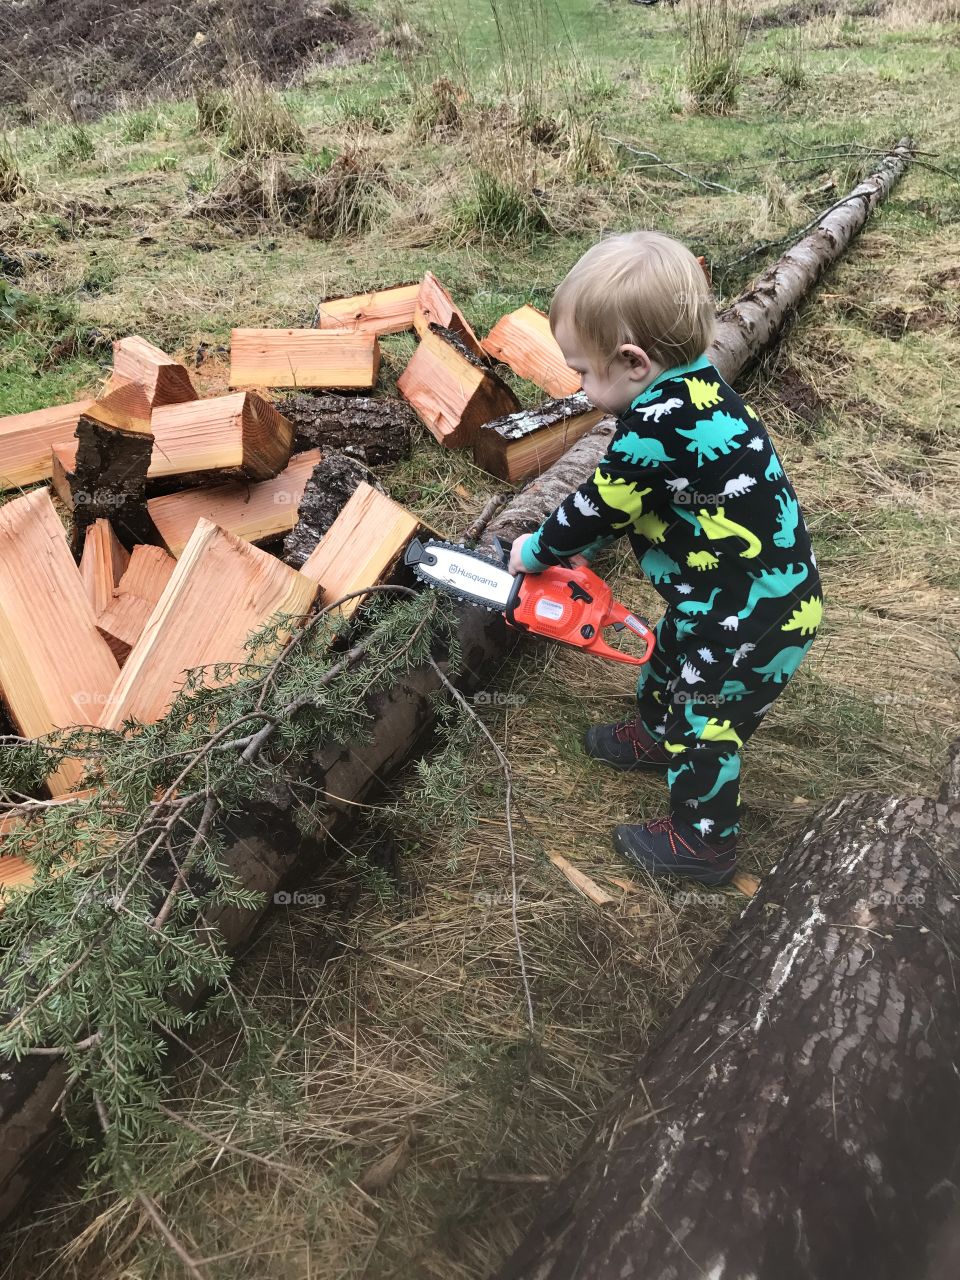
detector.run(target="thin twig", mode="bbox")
[462,493,506,543]
[606,137,741,194]
[93,1093,208,1280]
[426,656,535,1035]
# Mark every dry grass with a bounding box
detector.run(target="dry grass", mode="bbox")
[676,0,749,113]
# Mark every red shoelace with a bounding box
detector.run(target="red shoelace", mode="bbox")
[645,816,713,860]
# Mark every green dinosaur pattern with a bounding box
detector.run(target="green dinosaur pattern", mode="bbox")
[735,563,809,622]
[696,507,762,559]
[610,432,675,467]
[684,377,722,411]
[641,547,681,582]
[676,587,721,617]
[686,549,719,572]
[753,640,815,683]
[773,488,800,549]
[782,595,823,636]
[676,410,748,465]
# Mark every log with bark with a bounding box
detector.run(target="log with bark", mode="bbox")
[493,762,960,1280]
[282,452,383,570]
[474,393,604,484]
[69,397,156,555]
[279,393,414,466]
[0,136,916,1223]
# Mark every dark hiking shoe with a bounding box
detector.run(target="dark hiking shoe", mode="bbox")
[613,815,737,886]
[584,717,671,773]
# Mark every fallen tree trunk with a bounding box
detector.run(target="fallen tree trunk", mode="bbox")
[0,136,915,1222]
[493,763,960,1280]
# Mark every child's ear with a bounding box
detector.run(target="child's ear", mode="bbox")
[620,343,652,381]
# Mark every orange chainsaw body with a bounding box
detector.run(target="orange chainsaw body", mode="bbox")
[505,563,655,667]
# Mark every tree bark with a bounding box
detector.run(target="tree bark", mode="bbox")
[69,414,153,556]
[710,136,915,375]
[282,451,384,570]
[279,393,415,467]
[493,772,960,1280]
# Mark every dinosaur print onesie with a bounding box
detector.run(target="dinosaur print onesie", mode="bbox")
[518,353,822,842]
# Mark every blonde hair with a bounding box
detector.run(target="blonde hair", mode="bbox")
[550,231,716,369]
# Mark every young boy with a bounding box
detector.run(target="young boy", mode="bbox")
[508,231,821,887]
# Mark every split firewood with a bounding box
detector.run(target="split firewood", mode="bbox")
[70,398,155,554]
[149,391,293,487]
[482,304,581,398]
[230,328,380,390]
[50,440,78,508]
[398,326,520,449]
[0,399,93,490]
[99,519,318,730]
[474,393,604,484]
[86,373,153,432]
[413,270,485,361]
[147,448,323,557]
[79,519,130,617]
[0,490,119,795]
[547,852,616,907]
[315,282,420,334]
[96,546,177,663]
[283,452,384,570]
[280,393,414,466]
[300,481,421,619]
[107,335,197,409]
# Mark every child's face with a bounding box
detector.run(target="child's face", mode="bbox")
[554,319,663,416]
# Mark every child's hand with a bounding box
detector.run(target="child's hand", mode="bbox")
[508,534,535,576]
[509,534,589,575]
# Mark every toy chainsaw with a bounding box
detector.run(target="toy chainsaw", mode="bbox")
[405,537,655,667]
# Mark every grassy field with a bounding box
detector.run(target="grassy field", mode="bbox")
[1,0,959,1275]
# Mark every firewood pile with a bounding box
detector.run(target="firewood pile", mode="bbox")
[0,272,595,840]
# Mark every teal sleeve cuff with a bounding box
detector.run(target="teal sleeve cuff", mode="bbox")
[519,533,550,572]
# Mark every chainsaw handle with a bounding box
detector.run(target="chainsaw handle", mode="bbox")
[589,600,656,667]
